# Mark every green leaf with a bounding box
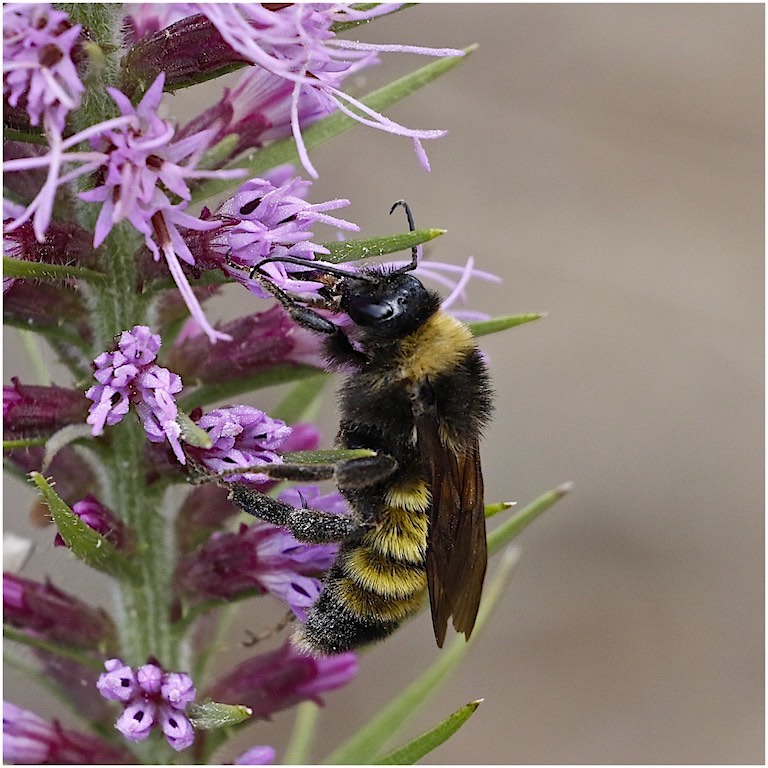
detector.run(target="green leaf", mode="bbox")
[3,437,49,450]
[3,256,106,284]
[468,313,545,337]
[281,449,376,465]
[179,364,323,411]
[324,547,519,764]
[191,45,477,204]
[487,483,573,556]
[188,700,252,730]
[375,699,482,764]
[321,229,446,264]
[3,625,106,671]
[29,472,138,581]
[178,412,213,449]
[271,374,329,424]
[485,501,515,519]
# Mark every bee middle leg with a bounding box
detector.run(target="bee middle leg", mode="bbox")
[264,454,397,489]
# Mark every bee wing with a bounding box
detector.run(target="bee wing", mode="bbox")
[416,414,488,647]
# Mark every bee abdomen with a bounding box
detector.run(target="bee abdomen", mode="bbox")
[292,505,428,655]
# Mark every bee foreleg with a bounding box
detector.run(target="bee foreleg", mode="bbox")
[229,483,360,543]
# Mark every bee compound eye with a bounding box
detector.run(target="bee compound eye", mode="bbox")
[348,296,395,324]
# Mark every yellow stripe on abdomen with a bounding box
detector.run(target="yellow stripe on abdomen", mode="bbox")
[337,576,426,622]
[336,497,429,622]
[344,547,426,599]
[363,499,429,564]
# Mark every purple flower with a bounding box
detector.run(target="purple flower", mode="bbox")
[53,495,128,550]
[4,73,242,341]
[187,405,292,483]
[97,659,196,752]
[3,702,134,764]
[3,573,116,650]
[174,423,322,551]
[206,640,357,718]
[198,175,358,298]
[177,510,338,619]
[3,378,88,437]
[168,304,327,384]
[78,73,242,342]
[199,4,463,176]
[96,659,139,703]
[234,745,276,765]
[123,4,195,44]
[85,326,187,464]
[176,66,330,164]
[3,4,84,133]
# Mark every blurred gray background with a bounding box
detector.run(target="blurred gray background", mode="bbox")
[5,4,763,764]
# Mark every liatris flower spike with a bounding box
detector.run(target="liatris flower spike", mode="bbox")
[4,5,566,765]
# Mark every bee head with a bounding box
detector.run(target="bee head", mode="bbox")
[340,270,440,338]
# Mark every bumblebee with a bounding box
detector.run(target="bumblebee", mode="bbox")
[229,202,493,655]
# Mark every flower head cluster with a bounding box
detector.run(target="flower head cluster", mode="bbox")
[3,702,133,765]
[3,4,84,133]
[206,640,357,719]
[3,377,88,437]
[86,325,186,463]
[97,658,196,751]
[4,72,241,341]
[199,3,463,176]
[208,175,358,296]
[4,573,116,649]
[189,404,292,483]
[178,485,343,619]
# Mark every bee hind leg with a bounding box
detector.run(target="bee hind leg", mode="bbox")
[229,483,360,544]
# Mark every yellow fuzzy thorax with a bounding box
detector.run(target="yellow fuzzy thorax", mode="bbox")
[396,311,474,382]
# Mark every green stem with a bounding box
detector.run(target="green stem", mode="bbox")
[42,17,181,763]
[105,418,177,668]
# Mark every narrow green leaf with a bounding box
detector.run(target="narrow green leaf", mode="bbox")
[376,699,482,765]
[485,501,515,519]
[271,374,329,424]
[191,46,477,204]
[3,256,106,284]
[321,229,445,264]
[487,483,573,556]
[468,313,545,338]
[324,547,520,765]
[178,412,213,449]
[3,625,106,671]
[29,472,138,581]
[3,437,49,450]
[281,449,376,465]
[179,364,322,411]
[188,700,252,730]
[284,701,321,765]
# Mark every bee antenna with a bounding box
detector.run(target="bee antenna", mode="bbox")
[250,256,376,283]
[389,199,419,272]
